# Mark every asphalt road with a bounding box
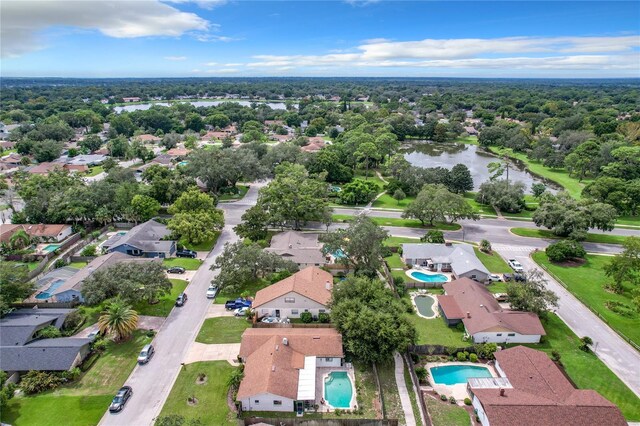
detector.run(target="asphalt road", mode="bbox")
[98,183,263,426]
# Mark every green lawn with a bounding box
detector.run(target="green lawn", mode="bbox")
[218,185,249,201]
[4,261,41,271]
[425,396,470,426]
[195,317,251,344]
[511,227,628,245]
[372,193,414,209]
[407,313,466,347]
[132,279,188,317]
[455,135,479,146]
[486,282,508,293]
[85,165,104,177]
[521,314,640,420]
[384,236,420,247]
[163,257,203,270]
[384,253,406,269]
[332,214,461,231]
[464,193,498,216]
[68,261,89,269]
[533,252,639,348]
[377,361,405,423]
[615,215,640,228]
[180,231,220,252]
[215,278,270,303]
[393,269,417,284]
[159,361,237,425]
[1,395,112,426]
[473,247,511,273]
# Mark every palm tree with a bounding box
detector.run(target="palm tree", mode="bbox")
[98,299,139,342]
[9,229,31,251]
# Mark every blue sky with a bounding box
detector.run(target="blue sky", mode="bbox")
[1,1,639,78]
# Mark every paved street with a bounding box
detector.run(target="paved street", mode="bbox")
[98,182,263,426]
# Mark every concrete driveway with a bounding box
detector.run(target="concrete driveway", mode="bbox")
[183,342,240,365]
[166,270,196,281]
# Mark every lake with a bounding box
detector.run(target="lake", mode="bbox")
[402,141,556,192]
[114,100,292,113]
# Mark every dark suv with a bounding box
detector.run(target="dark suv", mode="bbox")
[109,386,133,413]
[176,249,197,258]
[175,292,188,307]
[167,266,186,274]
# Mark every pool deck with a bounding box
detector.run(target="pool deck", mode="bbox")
[411,291,438,319]
[427,361,498,401]
[315,365,357,413]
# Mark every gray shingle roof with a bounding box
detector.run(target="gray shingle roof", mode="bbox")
[401,243,489,276]
[0,338,92,371]
[0,315,57,346]
[105,220,173,253]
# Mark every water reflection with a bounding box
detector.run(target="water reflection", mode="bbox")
[114,100,292,113]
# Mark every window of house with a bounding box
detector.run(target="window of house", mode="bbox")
[507,333,516,336]
[261,309,268,314]
[496,333,502,336]
[319,309,326,313]
[284,297,295,303]
[325,357,332,362]
[254,400,259,404]
[273,400,282,405]
[291,309,299,315]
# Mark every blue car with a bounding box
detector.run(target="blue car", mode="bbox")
[225,298,252,310]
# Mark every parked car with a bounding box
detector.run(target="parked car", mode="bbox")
[176,249,197,258]
[495,293,509,302]
[508,259,524,273]
[166,266,186,274]
[137,344,155,364]
[206,286,219,299]
[487,274,503,283]
[261,316,279,323]
[109,386,133,413]
[503,273,513,282]
[175,292,188,307]
[225,298,252,310]
[234,307,249,316]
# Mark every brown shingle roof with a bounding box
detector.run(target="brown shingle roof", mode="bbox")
[471,346,627,426]
[253,266,333,308]
[437,295,465,319]
[237,328,343,400]
[21,224,71,239]
[442,278,545,336]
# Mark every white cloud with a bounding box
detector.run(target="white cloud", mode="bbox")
[195,34,242,42]
[165,0,227,10]
[343,0,381,7]
[246,35,640,73]
[165,56,187,61]
[205,68,239,74]
[1,0,210,57]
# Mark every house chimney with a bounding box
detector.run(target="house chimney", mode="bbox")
[282,337,288,346]
[288,244,293,249]
[466,312,471,318]
[499,388,505,397]
[325,280,331,290]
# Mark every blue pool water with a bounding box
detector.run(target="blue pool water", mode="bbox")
[430,365,493,385]
[35,279,65,300]
[41,244,61,254]
[117,231,127,236]
[324,372,353,409]
[410,271,448,283]
[332,249,346,259]
[177,161,188,166]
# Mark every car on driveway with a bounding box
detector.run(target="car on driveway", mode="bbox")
[176,249,197,258]
[487,274,503,282]
[503,273,513,282]
[234,307,249,316]
[167,266,186,274]
[175,292,188,307]
[261,316,290,324]
[206,285,219,299]
[109,386,133,413]
[137,344,155,364]
[508,259,524,273]
[225,298,252,310]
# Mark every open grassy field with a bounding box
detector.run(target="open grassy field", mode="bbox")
[464,193,498,216]
[455,135,479,145]
[132,279,188,317]
[616,215,640,227]
[332,214,461,231]
[195,317,251,344]
[372,193,414,209]
[511,227,628,245]
[384,236,420,247]
[85,165,104,177]
[384,252,406,269]
[159,361,237,425]
[425,396,470,426]
[520,314,640,420]
[163,257,203,270]
[533,252,639,348]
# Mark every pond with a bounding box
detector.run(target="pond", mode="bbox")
[402,141,556,192]
[114,100,293,113]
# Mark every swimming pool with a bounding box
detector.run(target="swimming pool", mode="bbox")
[324,371,353,409]
[41,244,61,254]
[409,271,449,283]
[414,295,436,317]
[177,161,188,167]
[430,365,493,385]
[35,279,65,300]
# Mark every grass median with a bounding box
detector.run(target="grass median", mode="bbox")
[332,214,462,231]
[511,227,627,245]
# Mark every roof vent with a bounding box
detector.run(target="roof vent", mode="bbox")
[325,280,331,290]
[288,244,293,249]
[499,388,505,397]
[466,312,471,318]
[272,365,276,372]
[282,338,288,346]
[275,344,279,351]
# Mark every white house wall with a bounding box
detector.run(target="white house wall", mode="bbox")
[472,395,491,426]
[472,332,541,344]
[255,291,329,318]
[458,269,488,281]
[241,392,295,412]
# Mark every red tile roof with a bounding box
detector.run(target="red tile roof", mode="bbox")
[253,266,333,308]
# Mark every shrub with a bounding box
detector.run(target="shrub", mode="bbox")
[480,239,492,253]
[54,259,67,269]
[415,367,428,383]
[92,337,109,353]
[91,230,101,239]
[464,397,472,406]
[81,244,97,257]
[146,330,157,338]
[300,312,313,323]
[440,394,448,401]
[62,310,84,334]
[605,300,635,317]
[446,346,458,356]
[469,353,478,363]
[60,367,81,382]
[457,351,467,361]
[474,343,498,359]
[20,371,64,394]
[551,350,561,362]
[456,322,465,332]
[410,352,419,364]
[35,325,62,339]
[579,336,593,352]
[449,396,456,404]
[546,240,586,262]
[318,313,330,323]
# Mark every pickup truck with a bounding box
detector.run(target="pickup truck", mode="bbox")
[225,298,252,310]
[508,259,524,273]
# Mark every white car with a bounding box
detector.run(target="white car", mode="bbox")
[487,274,503,282]
[234,307,249,316]
[508,259,524,273]
[206,286,218,299]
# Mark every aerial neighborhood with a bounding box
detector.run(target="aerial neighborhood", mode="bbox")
[0,71,640,426]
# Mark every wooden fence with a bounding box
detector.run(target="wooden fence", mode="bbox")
[404,281,444,289]
[403,352,430,426]
[241,419,398,426]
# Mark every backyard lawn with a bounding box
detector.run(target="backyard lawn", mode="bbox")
[522,314,640,420]
[473,247,511,274]
[68,261,89,269]
[132,279,188,317]
[425,396,470,426]
[332,215,461,231]
[533,252,639,348]
[159,361,237,425]
[407,312,466,347]
[163,257,203,270]
[195,317,251,344]
[384,252,406,269]
[511,227,628,245]
[180,231,220,252]
[85,165,104,177]
[377,361,405,424]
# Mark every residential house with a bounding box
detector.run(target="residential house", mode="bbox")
[469,346,626,426]
[269,133,293,143]
[438,278,545,343]
[0,141,16,150]
[237,328,344,412]
[0,223,73,243]
[264,231,326,268]
[103,219,176,258]
[0,123,20,141]
[253,266,333,319]
[464,126,478,136]
[402,243,490,282]
[48,252,162,302]
[66,154,107,167]
[135,134,161,143]
[27,162,60,175]
[0,153,23,167]
[166,147,191,157]
[301,137,326,153]
[0,309,92,374]
[265,120,285,127]
[122,97,141,103]
[64,164,89,174]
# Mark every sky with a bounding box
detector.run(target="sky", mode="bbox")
[1,0,639,78]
